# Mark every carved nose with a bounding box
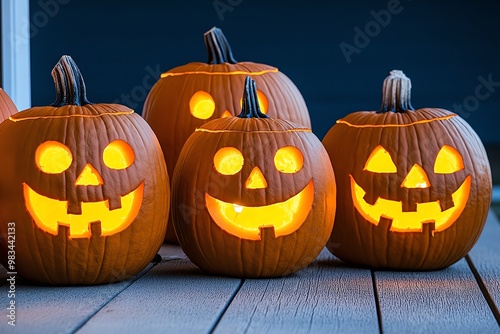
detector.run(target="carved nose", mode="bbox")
[75,163,104,186]
[401,164,430,189]
[246,166,268,189]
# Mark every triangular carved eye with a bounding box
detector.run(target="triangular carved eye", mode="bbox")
[363,145,397,173]
[434,145,464,174]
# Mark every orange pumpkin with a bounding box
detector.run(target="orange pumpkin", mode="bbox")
[172,77,335,277]
[0,56,169,284]
[0,87,18,122]
[143,27,311,243]
[322,70,492,270]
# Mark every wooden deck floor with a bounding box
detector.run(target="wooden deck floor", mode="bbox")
[1,210,500,333]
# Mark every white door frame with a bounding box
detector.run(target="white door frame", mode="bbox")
[2,0,31,110]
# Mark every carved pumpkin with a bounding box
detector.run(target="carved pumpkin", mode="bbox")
[143,27,311,243]
[322,70,492,270]
[172,77,335,277]
[0,87,18,122]
[0,56,169,284]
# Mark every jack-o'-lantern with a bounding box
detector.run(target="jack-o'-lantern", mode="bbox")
[0,56,169,284]
[143,27,311,243]
[172,77,335,277]
[0,87,18,122]
[322,70,492,270]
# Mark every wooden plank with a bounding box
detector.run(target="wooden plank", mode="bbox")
[77,249,242,334]
[375,258,499,333]
[468,210,500,318]
[214,249,378,334]
[157,244,189,260]
[0,263,154,333]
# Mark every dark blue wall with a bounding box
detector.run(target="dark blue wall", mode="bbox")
[30,0,500,143]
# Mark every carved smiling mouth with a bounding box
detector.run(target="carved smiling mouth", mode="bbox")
[23,182,144,238]
[350,175,471,233]
[205,180,314,240]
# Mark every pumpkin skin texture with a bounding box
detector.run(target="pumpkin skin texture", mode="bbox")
[172,77,335,278]
[0,87,18,122]
[322,70,492,270]
[143,28,311,243]
[0,56,169,285]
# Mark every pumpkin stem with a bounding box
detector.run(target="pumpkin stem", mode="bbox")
[378,70,414,113]
[204,27,237,64]
[238,77,268,119]
[51,55,92,107]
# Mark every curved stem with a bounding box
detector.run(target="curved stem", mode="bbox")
[238,77,268,118]
[378,70,414,113]
[51,55,91,107]
[204,27,237,64]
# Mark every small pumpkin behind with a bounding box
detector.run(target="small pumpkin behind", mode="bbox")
[0,87,18,122]
[143,27,311,243]
[172,77,335,278]
[322,70,492,270]
[0,56,169,284]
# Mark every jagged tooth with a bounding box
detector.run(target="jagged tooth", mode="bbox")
[66,200,83,215]
[258,225,276,240]
[90,221,102,237]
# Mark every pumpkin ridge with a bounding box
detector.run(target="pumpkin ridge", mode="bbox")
[441,118,488,263]
[201,135,221,270]
[160,65,278,78]
[9,107,133,121]
[237,62,277,75]
[336,114,456,128]
[27,221,53,283]
[196,127,311,134]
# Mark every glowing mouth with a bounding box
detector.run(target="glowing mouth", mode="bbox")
[350,175,471,233]
[205,180,314,240]
[23,182,144,238]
